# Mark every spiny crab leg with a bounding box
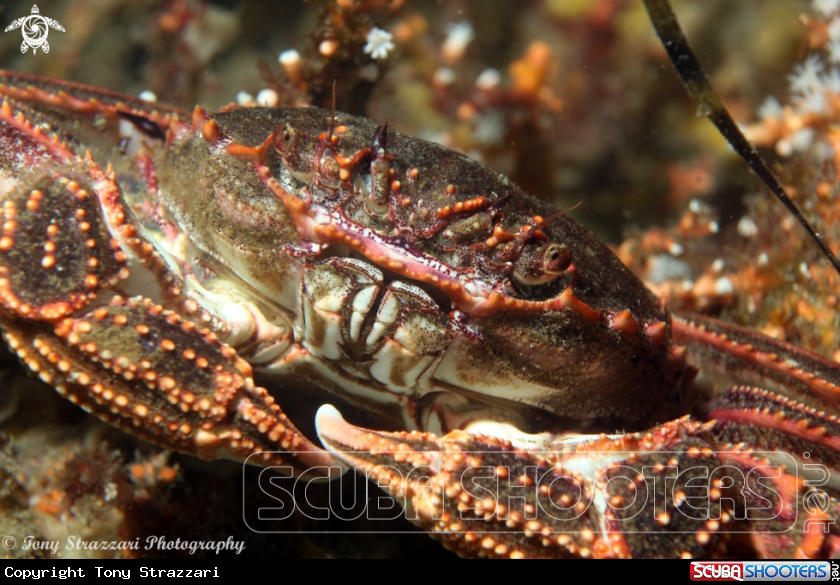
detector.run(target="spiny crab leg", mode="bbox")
[0,93,339,478]
[0,70,189,138]
[2,297,339,477]
[318,312,840,558]
[711,387,840,492]
[317,403,836,559]
[673,313,840,413]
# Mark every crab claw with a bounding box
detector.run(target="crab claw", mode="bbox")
[1,295,343,480]
[317,405,738,559]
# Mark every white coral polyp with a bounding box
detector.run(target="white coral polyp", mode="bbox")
[364,27,394,60]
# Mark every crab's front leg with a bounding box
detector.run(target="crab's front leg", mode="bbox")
[316,408,740,558]
[317,402,837,559]
[316,311,840,558]
[1,296,333,475]
[0,96,338,479]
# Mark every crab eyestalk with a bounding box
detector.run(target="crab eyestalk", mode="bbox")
[513,242,573,286]
[367,123,391,214]
[273,123,298,155]
[272,122,317,182]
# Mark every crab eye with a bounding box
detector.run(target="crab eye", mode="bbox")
[543,243,571,274]
[273,124,297,154]
[511,241,572,286]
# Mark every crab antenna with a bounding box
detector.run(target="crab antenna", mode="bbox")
[537,202,582,230]
[328,80,337,140]
[643,0,840,279]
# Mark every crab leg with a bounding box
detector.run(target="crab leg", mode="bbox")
[317,401,837,558]
[672,313,840,414]
[317,408,738,558]
[317,313,840,558]
[1,298,339,478]
[0,70,190,140]
[0,95,339,478]
[672,314,840,500]
[711,387,840,486]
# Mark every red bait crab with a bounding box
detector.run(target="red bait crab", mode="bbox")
[1,66,840,559]
[6,0,840,556]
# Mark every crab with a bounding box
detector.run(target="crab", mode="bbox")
[1,60,840,560]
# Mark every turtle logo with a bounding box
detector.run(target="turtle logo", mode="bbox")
[4,5,65,55]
